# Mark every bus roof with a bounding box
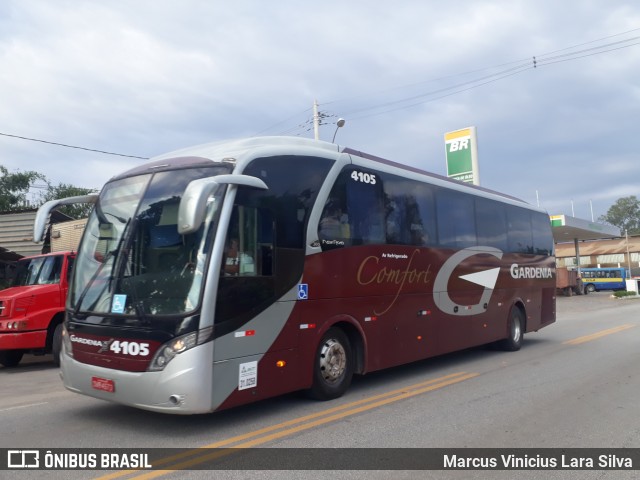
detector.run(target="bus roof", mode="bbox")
[342,146,528,206]
[114,136,538,212]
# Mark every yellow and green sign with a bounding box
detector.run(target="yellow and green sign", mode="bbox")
[444,126,479,185]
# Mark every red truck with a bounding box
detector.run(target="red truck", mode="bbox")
[0,251,74,367]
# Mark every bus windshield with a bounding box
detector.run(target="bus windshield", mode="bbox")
[70,166,229,317]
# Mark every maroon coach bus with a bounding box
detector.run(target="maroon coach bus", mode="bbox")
[34,136,556,414]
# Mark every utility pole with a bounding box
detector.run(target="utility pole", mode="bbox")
[313,99,320,140]
[626,229,632,276]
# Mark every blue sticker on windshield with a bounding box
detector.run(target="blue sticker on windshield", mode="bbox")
[112,294,127,314]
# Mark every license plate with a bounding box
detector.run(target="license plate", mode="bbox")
[91,376,115,393]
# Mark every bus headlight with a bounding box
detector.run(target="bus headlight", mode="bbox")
[148,332,197,371]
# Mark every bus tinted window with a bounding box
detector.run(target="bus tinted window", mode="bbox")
[217,155,331,327]
[507,206,533,254]
[436,189,477,248]
[319,167,386,249]
[346,170,386,245]
[320,167,440,249]
[532,212,554,255]
[476,198,508,251]
[319,170,352,250]
[216,205,276,325]
[382,173,437,246]
[243,155,333,249]
[320,166,549,256]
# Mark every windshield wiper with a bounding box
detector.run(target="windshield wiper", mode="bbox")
[73,219,130,316]
[72,248,117,317]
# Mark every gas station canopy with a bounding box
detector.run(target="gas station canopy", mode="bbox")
[551,215,621,243]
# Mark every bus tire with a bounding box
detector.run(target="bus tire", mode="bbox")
[498,307,524,352]
[0,350,24,368]
[585,284,596,294]
[308,328,354,401]
[52,323,63,367]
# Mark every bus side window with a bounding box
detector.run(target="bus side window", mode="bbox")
[345,169,385,245]
[532,212,554,255]
[476,198,507,251]
[318,171,351,250]
[406,186,437,246]
[223,206,274,277]
[318,166,385,248]
[382,175,436,247]
[319,201,350,242]
[506,206,533,254]
[436,189,477,248]
[215,205,276,325]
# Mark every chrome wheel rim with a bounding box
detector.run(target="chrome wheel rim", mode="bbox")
[319,338,347,384]
[512,315,522,344]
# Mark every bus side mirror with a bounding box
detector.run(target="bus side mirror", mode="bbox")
[178,174,268,235]
[33,194,99,243]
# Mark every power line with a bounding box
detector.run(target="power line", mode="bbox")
[325,27,640,109]
[291,29,636,126]
[533,27,640,60]
[342,61,532,118]
[338,37,640,121]
[348,64,533,121]
[253,107,312,136]
[535,38,640,65]
[0,132,149,159]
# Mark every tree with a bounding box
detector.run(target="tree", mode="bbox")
[39,182,96,219]
[0,164,95,218]
[0,165,45,212]
[599,196,640,235]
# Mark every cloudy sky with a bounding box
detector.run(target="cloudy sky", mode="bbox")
[0,1,638,221]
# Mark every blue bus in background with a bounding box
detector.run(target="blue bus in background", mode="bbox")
[581,267,628,293]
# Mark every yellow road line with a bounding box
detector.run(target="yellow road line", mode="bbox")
[96,371,478,479]
[132,372,478,478]
[97,371,470,479]
[563,324,635,345]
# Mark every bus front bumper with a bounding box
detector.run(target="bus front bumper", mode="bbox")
[59,342,215,414]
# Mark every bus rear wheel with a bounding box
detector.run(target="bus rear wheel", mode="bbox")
[308,328,354,401]
[498,307,524,352]
[585,284,596,293]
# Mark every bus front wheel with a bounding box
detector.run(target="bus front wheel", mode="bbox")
[308,328,354,401]
[498,307,524,352]
[585,284,596,293]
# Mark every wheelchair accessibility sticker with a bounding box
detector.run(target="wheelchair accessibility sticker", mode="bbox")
[111,294,127,314]
[298,284,308,300]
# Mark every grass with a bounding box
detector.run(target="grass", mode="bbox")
[613,290,638,298]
